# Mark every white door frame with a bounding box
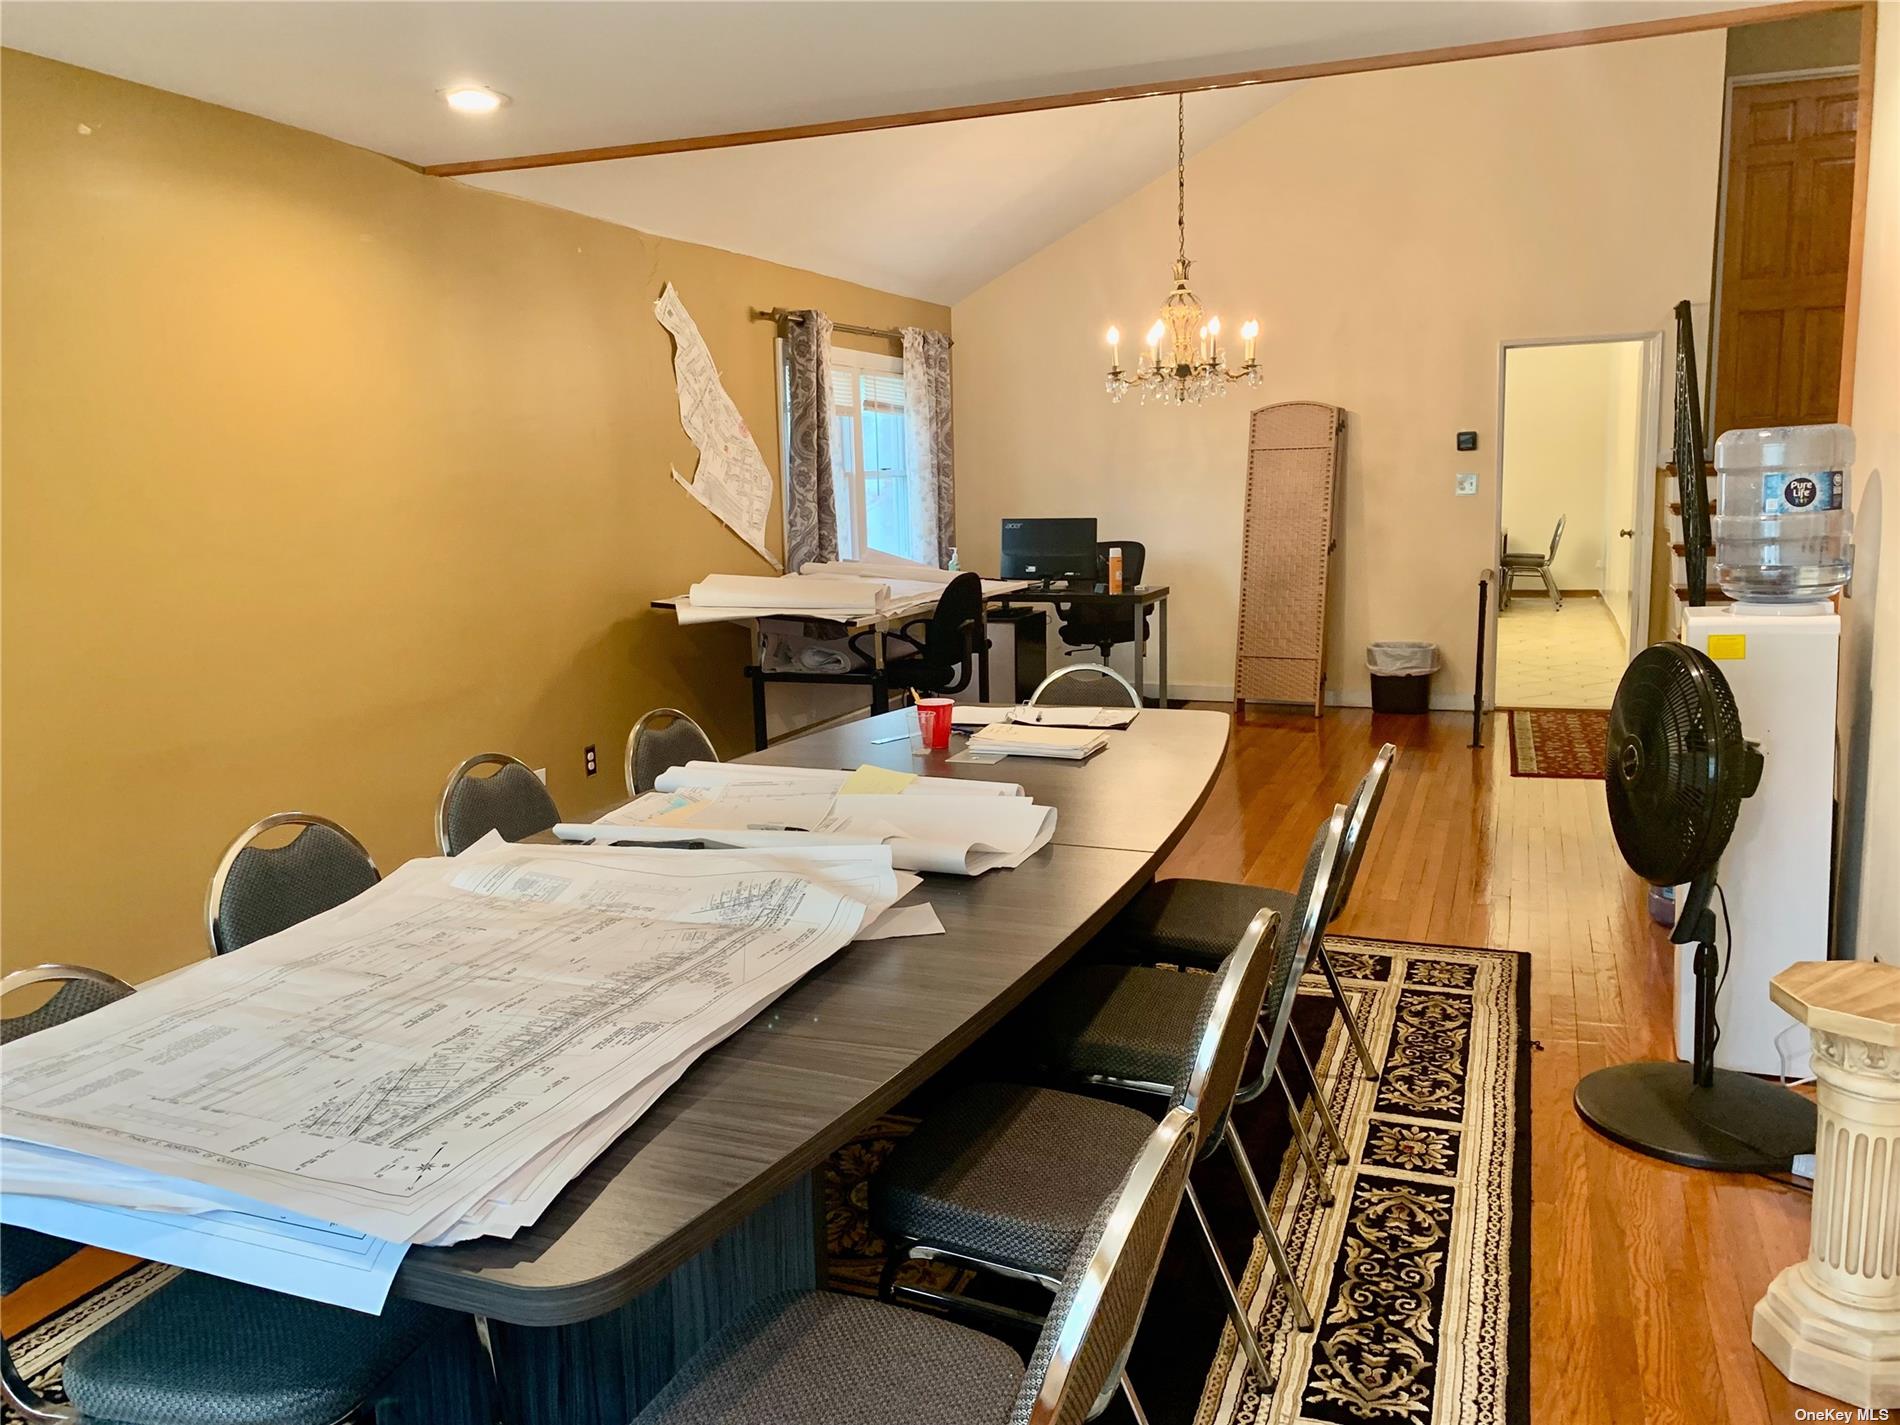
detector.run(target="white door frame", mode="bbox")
[1486,331,1665,712]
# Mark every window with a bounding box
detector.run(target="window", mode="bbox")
[828,348,926,562]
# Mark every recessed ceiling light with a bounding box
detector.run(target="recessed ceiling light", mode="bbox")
[443,86,508,115]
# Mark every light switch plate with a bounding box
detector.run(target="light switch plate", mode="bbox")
[1455,472,1479,496]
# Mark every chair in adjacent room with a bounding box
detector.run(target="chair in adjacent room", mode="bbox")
[1112,745,1397,1162]
[204,811,381,955]
[0,964,492,1425]
[1055,540,1149,661]
[847,570,989,697]
[1028,663,1140,708]
[868,833,1333,1394]
[436,751,561,855]
[626,708,718,796]
[1499,513,1567,610]
[630,1105,1197,1425]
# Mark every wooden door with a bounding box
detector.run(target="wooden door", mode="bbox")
[1713,73,1860,434]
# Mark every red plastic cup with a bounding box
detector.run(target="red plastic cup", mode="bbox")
[916,698,954,751]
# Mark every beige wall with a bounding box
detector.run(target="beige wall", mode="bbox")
[1837,10,1897,965]
[0,51,947,982]
[952,33,1724,704]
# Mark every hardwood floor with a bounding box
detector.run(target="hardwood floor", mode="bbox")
[1161,706,1830,1424]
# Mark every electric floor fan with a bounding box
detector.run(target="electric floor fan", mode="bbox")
[1573,642,1816,1171]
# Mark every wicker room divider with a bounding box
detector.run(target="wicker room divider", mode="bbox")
[1234,402,1346,718]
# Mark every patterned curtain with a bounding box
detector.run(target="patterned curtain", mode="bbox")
[900,327,955,566]
[784,311,838,571]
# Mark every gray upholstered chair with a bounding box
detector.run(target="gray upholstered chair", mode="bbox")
[436,751,561,855]
[1115,743,1395,1071]
[626,708,718,797]
[0,965,490,1425]
[1027,663,1140,709]
[204,811,380,956]
[869,840,1325,1393]
[1499,513,1567,609]
[630,1105,1197,1425]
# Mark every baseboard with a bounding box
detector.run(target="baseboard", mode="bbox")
[1501,588,1601,600]
[1143,680,1234,704]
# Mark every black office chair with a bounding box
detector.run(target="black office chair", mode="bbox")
[848,571,989,696]
[1057,541,1148,660]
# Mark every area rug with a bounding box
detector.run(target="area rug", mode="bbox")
[1508,707,1608,780]
[824,936,1530,1425]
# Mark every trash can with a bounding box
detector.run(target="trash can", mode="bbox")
[1367,642,1439,714]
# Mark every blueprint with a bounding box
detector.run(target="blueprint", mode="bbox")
[656,282,782,570]
[1,840,898,1252]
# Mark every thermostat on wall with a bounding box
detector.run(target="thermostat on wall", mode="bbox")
[1456,431,1479,451]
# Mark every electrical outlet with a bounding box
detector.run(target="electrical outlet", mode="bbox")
[1454,472,1479,496]
[584,744,598,777]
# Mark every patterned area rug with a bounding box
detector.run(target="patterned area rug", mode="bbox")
[824,936,1530,1425]
[1508,708,1609,780]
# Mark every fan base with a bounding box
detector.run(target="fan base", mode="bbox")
[1574,1061,1816,1172]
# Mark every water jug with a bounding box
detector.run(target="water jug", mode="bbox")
[1711,424,1854,602]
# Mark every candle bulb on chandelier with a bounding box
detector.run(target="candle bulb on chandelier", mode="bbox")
[1106,325,1121,371]
[1241,320,1259,365]
[1198,324,1210,363]
[1208,316,1222,367]
[1146,321,1164,371]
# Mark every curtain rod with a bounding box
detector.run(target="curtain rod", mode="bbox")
[750,307,951,347]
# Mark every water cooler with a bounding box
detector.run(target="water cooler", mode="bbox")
[1674,604,1838,1078]
[1673,423,1852,1080]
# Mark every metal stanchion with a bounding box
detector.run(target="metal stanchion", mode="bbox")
[1471,570,1492,749]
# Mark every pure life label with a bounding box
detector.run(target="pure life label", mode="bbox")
[1764,469,1844,514]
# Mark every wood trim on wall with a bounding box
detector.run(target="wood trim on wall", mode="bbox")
[422,0,1861,177]
[1838,1,1879,422]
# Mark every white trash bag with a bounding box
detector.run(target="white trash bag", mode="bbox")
[1366,642,1439,676]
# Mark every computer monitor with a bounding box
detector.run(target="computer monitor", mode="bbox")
[1000,518,1099,582]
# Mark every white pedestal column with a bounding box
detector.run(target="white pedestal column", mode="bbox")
[1753,963,1900,1410]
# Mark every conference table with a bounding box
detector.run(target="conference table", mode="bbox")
[392,706,1230,1423]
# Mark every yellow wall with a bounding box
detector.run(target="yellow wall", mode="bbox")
[0,50,948,981]
[951,33,1724,705]
[1837,10,1896,964]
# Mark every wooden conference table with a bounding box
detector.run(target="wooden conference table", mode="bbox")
[391,706,1229,1419]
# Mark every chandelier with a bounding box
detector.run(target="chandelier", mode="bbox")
[1104,95,1261,406]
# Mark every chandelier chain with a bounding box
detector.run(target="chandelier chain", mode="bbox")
[1175,95,1186,263]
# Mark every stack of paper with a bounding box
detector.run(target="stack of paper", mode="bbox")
[966,723,1110,760]
[951,705,1139,730]
[561,763,1056,875]
[0,837,903,1311]
[677,572,895,624]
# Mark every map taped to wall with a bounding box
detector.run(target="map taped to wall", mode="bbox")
[655,282,781,569]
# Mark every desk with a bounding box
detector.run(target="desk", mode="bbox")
[651,592,1019,749]
[992,584,1170,705]
[390,707,1227,1421]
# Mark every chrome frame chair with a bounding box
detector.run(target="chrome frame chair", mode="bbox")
[1499,513,1567,610]
[1028,663,1140,708]
[874,899,1300,1394]
[203,811,380,956]
[631,1106,1198,1425]
[625,708,718,797]
[434,751,560,855]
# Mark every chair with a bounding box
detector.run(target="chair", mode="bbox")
[848,571,989,696]
[1113,743,1397,1090]
[871,895,1297,1391]
[435,751,561,855]
[0,965,488,1425]
[626,708,718,796]
[1028,664,1140,708]
[630,1106,1197,1425]
[1056,541,1148,661]
[204,811,380,955]
[1499,513,1567,609]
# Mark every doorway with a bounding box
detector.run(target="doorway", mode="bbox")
[1492,336,1659,710]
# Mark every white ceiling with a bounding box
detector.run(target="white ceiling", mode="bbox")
[1,0,1770,302]
[462,86,1295,303]
[1,1,1763,168]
